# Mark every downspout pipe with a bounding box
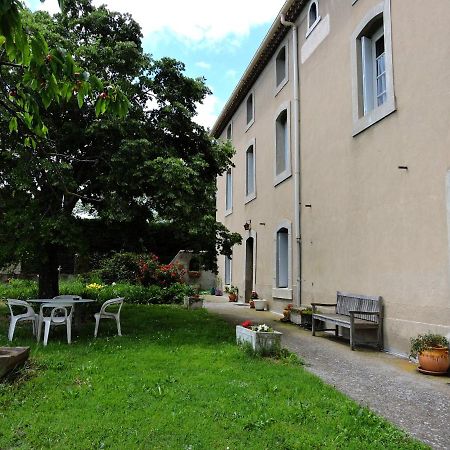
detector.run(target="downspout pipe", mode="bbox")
[280,14,302,306]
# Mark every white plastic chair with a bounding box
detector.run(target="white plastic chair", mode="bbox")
[37,303,74,346]
[94,298,124,337]
[7,299,38,341]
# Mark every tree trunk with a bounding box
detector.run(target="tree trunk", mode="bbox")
[38,245,60,298]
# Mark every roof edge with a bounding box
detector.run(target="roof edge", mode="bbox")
[211,0,305,138]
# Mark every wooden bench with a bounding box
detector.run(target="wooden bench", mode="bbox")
[311,292,383,350]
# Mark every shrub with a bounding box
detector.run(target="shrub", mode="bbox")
[98,252,141,284]
[0,279,38,300]
[98,252,187,289]
[137,258,185,288]
[410,333,449,358]
[0,278,193,306]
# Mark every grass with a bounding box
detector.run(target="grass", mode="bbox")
[0,303,426,450]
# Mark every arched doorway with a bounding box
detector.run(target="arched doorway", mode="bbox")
[245,237,254,303]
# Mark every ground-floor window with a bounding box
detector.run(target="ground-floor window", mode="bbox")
[224,255,232,285]
[277,228,289,288]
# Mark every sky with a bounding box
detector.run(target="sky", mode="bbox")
[27,0,287,129]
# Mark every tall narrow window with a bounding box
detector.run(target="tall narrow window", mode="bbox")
[246,93,254,126]
[225,169,232,213]
[276,228,289,288]
[275,109,289,177]
[307,1,320,34]
[245,144,255,200]
[374,31,386,107]
[351,1,395,136]
[361,25,386,115]
[275,46,287,88]
[226,122,232,140]
[224,255,232,285]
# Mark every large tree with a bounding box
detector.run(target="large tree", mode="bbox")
[0,0,240,297]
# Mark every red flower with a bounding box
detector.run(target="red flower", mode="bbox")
[241,320,252,329]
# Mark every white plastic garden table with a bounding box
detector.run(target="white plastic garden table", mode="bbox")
[27,298,96,336]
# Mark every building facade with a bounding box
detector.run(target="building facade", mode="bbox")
[214,0,450,356]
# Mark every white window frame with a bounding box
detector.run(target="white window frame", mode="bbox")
[245,91,255,131]
[225,169,233,216]
[272,220,293,300]
[245,138,256,204]
[224,254,232,286]
[351,0,395,136]
[306,0,321,38]
[274,42,289,95]
[274,101,292,186]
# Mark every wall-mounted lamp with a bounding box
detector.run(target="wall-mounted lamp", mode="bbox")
[243,220,251,231]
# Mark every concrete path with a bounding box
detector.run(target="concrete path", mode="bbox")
[204,297,450,450]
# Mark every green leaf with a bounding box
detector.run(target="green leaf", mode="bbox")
[0,35,5,46]
[9,117,18,133]
[77,90,84,108]
[95,99,102,117]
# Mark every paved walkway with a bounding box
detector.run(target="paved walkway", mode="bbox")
[204,297,450,450]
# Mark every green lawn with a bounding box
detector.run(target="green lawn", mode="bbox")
[0,303,425,449]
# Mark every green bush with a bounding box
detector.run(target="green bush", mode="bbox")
[0,278,192,305]
[98,252,141,284]
[0,279,38,300]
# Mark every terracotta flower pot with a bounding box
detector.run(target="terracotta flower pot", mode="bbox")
[418,347,450,373]
[228,293,237,302]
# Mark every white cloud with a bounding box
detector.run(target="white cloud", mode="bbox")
[36,0,60,15]
[195,61,211,70]
[194,94,223,130]
[38,0,285,43]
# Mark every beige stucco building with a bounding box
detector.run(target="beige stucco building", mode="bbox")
[213,0,450,356]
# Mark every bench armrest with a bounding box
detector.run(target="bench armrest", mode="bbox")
[349,310,381,316]
[311,303,337,313]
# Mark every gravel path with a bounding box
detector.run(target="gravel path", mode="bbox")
[205,298,450,450]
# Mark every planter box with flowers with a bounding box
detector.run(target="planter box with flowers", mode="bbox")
[236,321,282,354]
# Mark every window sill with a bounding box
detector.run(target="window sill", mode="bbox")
[352,98,396,136]
[274,170,292,187]
[274,77,289,97]
[245,193,256,204]
[306,16,321,38]
[272,288,292,300]
[245,118,255,132]
[224,209,233,217]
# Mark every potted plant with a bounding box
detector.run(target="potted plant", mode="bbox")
[281,303,293,322]
[215,276,223,296]
[252,292,267,311]
[300,306,314,330]
[250,291,258,308]
[410,333,449,374]
[236,321,282,354]
[225,285,238,302]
